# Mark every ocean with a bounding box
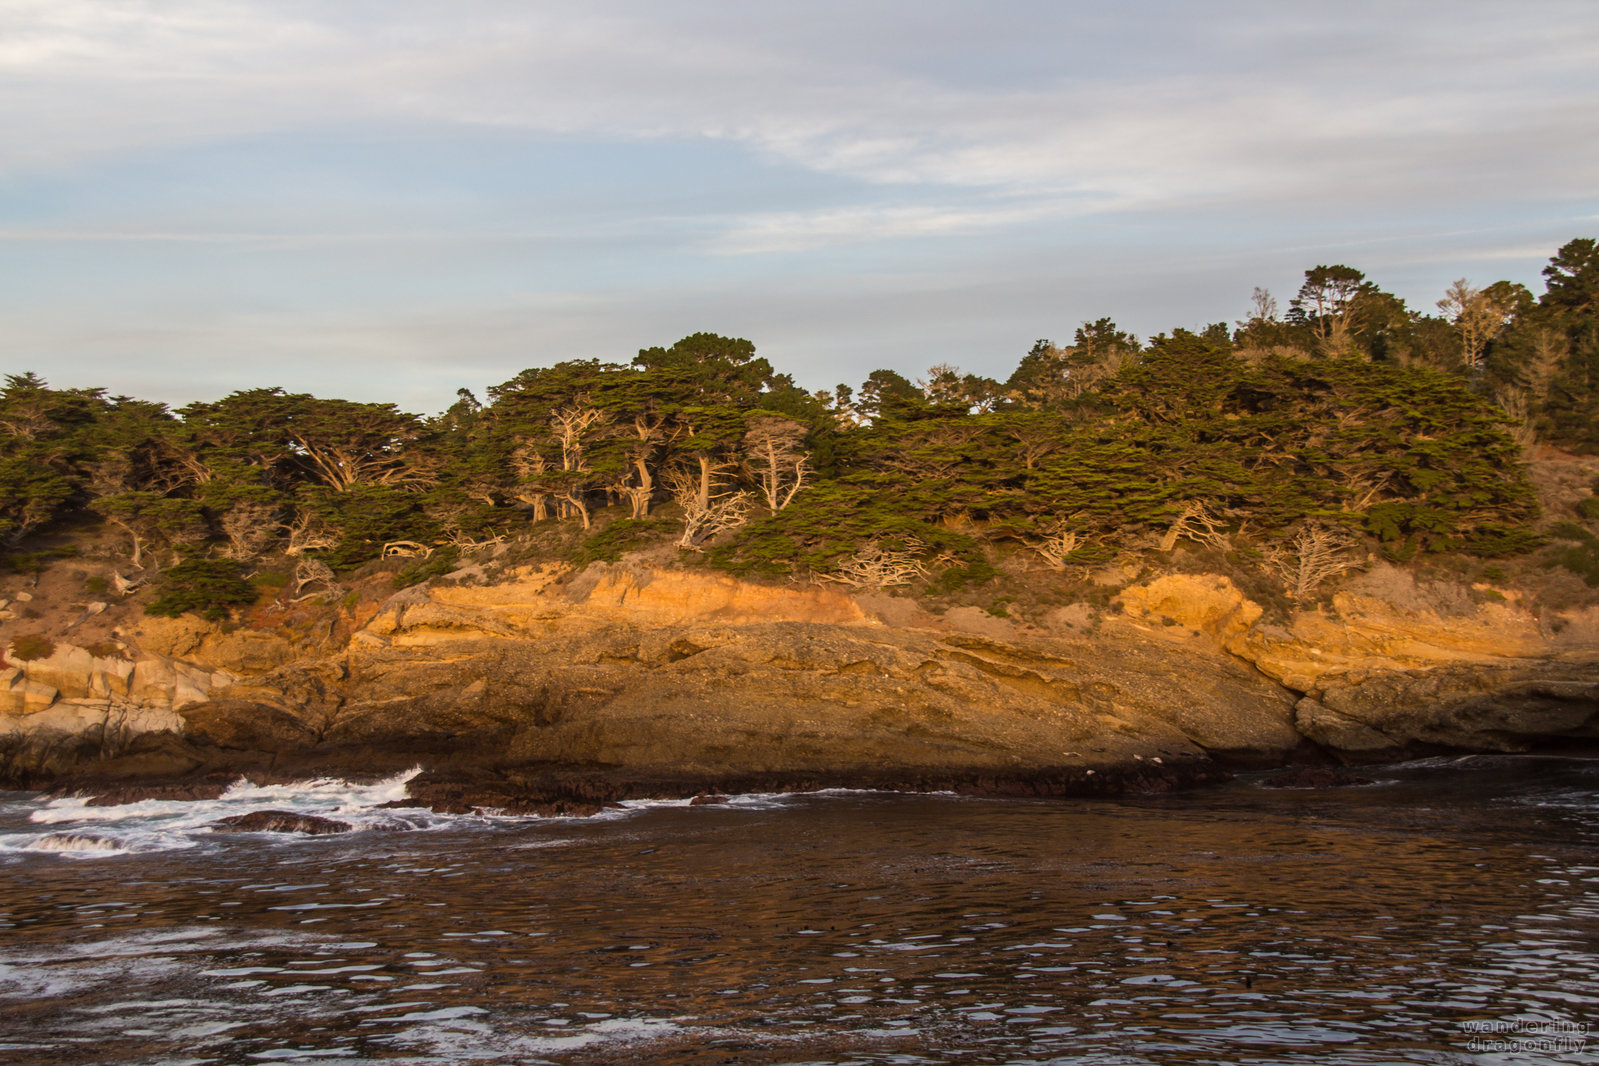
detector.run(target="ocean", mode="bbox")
[2,756,1596,1064]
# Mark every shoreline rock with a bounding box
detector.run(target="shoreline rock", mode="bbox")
[4,565,1597,801]
[211,810,352,835]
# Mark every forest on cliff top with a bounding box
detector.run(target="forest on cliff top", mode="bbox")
[4,238,1598,622]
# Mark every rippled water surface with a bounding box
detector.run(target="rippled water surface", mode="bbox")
[2,757,1597,1064]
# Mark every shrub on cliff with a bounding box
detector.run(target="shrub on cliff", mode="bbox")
[576,517,673,565]
[7,633,56,662]
[391,545,460,589]
[146,557,257,621]
[1547,523,1599,586]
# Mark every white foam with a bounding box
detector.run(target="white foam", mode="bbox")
[2,768,444,857]
[1,774,957,857]
[22,832,122,855]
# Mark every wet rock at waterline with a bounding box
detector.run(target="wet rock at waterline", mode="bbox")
[211,810,352,835]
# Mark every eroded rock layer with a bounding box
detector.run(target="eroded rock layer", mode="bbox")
[7,563,1598,806]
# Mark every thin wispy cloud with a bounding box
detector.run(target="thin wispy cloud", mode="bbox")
[7,2,1595,205]
[709,198,1098,255]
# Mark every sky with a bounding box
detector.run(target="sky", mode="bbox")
[2,0,1596,414]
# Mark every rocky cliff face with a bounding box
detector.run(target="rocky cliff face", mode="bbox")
[1117,567,1599,757]
[5,562,1597,803]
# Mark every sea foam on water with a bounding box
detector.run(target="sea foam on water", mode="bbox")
[2,767,435,857]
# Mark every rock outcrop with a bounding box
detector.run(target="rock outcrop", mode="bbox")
[164,564,1302,795]
[7,561,1598,801]
[211,810,351,835]
[1115,566,1599,759]
[1,637,235,779]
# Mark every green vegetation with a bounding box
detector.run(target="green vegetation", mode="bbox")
[391,546,461,589]
[1547,524,1599,586]
[7,633,56,662]
[3,239,1596,619]
[577,518,675,565]
[146,558,258,621]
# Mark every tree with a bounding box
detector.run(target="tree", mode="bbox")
[179,389,434,492]
[1234,287,1296,352]
[1520,239,1599,450]
[1006,320,1139,409]
[1437,279,1510,374]
[917,364,1001,414]
[1290,265,1370,354]
[146,557,257,621]
[510,445,554,522]
[920,363,966,408]
[1542,238,1599,318]
[614,408,667,521]
[633,332,773,406]
[856,369,928,423]
[299,485,433,569]
[0,374,107,546]
[0,453,76,548]
[282,398,434,492]
[743,413,810,511]
[1005,340,1073,408]
[544,403,612,530]
[1074,318,1140,366]
[92,492,208,569]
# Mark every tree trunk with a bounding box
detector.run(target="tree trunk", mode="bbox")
[560,493,590,530]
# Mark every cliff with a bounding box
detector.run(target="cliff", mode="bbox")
[4,560,1597,808]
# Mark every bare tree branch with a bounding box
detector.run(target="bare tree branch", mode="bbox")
[1157,501,1231,552]
[1264,524,1363,600]
[818,539,928,590]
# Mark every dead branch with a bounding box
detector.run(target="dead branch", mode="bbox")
[445,530,507,553]
[1158,501,1231,552]
[511,445,552,522]
[110,571,146,597]
[744,415,811,511]
[289,558,343,602]
[284,510,340,557]
[1494,386,1537,453]
[1264,523,1363,600]
[818,539,928,590]
[219,500,281,560]
[1028,525,1096,571]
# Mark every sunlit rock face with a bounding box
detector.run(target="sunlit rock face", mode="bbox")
[5,562,1598,793]
[1114,565,1599,758]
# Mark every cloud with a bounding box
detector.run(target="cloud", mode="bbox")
[4,0,1595,221]
[3,1,1593,409]
[708,198,1095,255]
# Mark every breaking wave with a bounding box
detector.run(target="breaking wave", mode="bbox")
[0,768,446,857]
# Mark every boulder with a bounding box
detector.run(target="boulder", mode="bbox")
[1117,574,1262,641]
[211,810,351,835]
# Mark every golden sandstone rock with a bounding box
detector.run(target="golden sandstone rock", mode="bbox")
[4,563,1597,788]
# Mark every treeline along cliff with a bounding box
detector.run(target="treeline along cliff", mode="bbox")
[3,242,1599,607]
[4,240,1597,608]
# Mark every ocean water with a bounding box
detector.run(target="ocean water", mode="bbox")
[1,757,1596,1065]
